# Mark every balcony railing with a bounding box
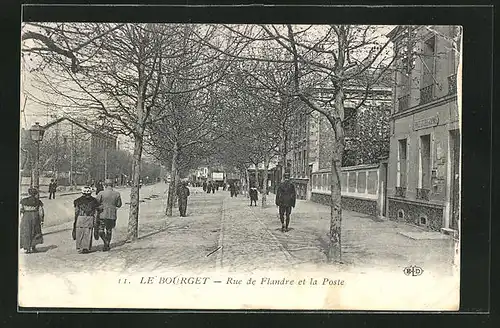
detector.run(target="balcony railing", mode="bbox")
[416,188,430,201]
[398,94,410,112]
[395,186,406,198]
[448,74,457,95]
[419,84,435,105]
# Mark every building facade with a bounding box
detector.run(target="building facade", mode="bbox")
[21,117,117,186]
[284,87,392,201]
[387,26,460,233]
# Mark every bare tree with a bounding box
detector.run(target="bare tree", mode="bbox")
[21,23,187,240]
[203,24,397,262]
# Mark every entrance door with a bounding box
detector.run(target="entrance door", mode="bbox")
[450,130,460,230]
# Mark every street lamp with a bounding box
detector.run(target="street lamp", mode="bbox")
[29,122,45,193]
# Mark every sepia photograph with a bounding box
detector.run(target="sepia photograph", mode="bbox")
[18,21,462,310]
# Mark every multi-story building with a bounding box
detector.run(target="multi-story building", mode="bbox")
[20,117,117,186]
[284,86,392,201]
[386,26,460,233]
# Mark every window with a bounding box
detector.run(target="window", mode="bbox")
[422,36,436,88]
[397,139,408,188]
[297,152,301,177]
[348,172,357,192]
[303,150,307,177]
[367,171,378,194]
[357,171,367,193]
[419,134,431,189]
[341,172,348,192]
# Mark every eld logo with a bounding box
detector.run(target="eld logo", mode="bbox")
[403,265,424,276]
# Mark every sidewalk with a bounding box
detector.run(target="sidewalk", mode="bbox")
[242,193,455,275]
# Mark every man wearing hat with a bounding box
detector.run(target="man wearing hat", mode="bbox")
[176,180,190,217]
[275,171,296,232]
[95,179,122,251]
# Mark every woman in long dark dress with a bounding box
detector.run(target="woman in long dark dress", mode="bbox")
[72,186,100,254]
[20,187,44,253]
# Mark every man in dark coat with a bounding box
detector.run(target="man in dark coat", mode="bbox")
[229,182,236,197]
[249,184,258,206]
[202,181,207,192]
[95,180,104,195]
[48,179,57,199]
[176,181,190,217]
[275,173,296,232]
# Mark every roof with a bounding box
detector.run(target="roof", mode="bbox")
[43,117,116,140]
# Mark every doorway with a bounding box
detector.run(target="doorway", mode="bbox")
[449,129,460,230]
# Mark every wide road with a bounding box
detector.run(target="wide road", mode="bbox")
[33,183,168,228]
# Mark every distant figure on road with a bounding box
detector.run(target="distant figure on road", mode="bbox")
[96,179,122,251]
[176,181,190,217]
[202,181,207,192]
[229,182,236,197]
[207,181,213,194]
[249,184,258,206]
[48,178,57,199]
[95,180,104,195]
[73,186,101,254]
[19,187,44,253]
[275,173,296,232]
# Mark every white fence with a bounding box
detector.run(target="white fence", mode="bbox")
[311,163,381,200]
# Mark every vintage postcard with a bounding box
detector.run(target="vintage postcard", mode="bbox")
[19,21,461,311]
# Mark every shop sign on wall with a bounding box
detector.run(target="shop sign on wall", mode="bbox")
[414,115,439,130]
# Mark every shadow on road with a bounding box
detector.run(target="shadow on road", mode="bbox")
[34,245,58,253]
[43,227,72,236]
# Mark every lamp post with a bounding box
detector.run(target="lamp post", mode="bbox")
[29,122,45,193]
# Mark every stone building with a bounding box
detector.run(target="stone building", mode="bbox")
[386,25,460,233]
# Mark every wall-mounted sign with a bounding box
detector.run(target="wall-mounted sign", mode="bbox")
[414,115,439,130]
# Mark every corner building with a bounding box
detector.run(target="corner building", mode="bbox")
[387,26,460,233]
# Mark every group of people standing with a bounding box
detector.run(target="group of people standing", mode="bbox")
[19,178,122,255]
[202,180,222,194]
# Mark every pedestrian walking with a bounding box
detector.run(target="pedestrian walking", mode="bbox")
[249,185,258,206]
[206,181,212,194]
[48,178,57,199]
[72,186,101,254]
[229,182,236,197]
[95,179,122,251]
[275,172,296,232]
[176,181,190,217]
[19,187,44,253]
[95,180,104,195]
[202,181,207,192]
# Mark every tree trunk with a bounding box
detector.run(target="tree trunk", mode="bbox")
[261,153,270,208]
[245,166,250,198]
[127,134,143,241]
[166,144,178,216]
[327,89,345,263]
[173,170,180,207]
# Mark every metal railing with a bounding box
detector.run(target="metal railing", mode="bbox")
[416,188,430,201]
[419,84,434,105]
[395,186,406,198]
[448,74,457,95]
[398,94,410,112]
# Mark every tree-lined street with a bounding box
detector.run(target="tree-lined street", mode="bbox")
[20,23,460,274]
[21,184,454,277]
